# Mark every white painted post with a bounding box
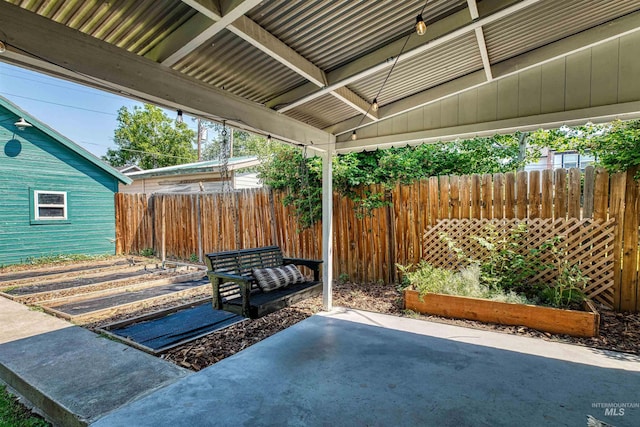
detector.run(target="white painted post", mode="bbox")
[321,139,335,311]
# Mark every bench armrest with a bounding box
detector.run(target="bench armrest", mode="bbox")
[209,272,250,282]
[207,271,253,315]
[283,257,323,281]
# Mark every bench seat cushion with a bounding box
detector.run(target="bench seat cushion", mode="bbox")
[252,265,304,292]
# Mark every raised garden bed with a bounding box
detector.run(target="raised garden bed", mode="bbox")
[404,289,600,338]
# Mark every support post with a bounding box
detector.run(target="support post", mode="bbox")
[321,139,335,311]
[161,195,166,263]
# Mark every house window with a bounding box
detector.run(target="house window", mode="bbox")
[552,152,596,170]
[34,191,67,220]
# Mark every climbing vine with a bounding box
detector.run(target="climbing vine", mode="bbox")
[259,133,535,229]
[259,121,640,228]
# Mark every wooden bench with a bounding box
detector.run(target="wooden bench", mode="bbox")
[205,246,323,319]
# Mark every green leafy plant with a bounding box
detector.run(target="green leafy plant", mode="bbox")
[440,223,549,293]
[538,261,588,309]
[23,253,110,265]
[104,104,197,169]
[530,119,640,179]
[139,248,154,257]
[189,253,199,263]
[261,133,538,228]
[438,224,590,309]
[338,273,350,284]
[397,261,528,304]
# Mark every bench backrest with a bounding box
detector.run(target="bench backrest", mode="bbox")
[205,246,284,277]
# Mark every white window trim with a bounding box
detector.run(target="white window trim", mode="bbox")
[34,190,67,220]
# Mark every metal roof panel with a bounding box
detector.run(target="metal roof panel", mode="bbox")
[248,0,468,71]
[348,32,482,107]
[284,94,359,129]
[7,0,196,56]
[172,30,307,104]
[484,0,640,64]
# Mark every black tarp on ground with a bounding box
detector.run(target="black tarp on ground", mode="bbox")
[105,303,244,353]
[52,278,210,315]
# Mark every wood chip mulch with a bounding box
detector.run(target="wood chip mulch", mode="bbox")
[161,282,640,371]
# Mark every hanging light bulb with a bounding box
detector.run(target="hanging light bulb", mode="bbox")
[14,118,32,130]
[351,130,357,141]
[415,15,427,36]
[176,109,183,123]
[372,98,379,112]
[0,41,6,54]
[267,134,272,142]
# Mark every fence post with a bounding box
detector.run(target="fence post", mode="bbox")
[161,195,166,263]
[609,172,626,310]
[386,190,396,284]
[114,193,122,254]
[583,166,596,218]
[621,167,639,312]
[196,194,203,263]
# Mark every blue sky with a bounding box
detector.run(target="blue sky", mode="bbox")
[0,61,196,158]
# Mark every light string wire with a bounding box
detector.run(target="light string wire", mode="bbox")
[354,0,429,133]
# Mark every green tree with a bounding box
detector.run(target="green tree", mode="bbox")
[200,121,273,161]
[528,120,640,178]
[260,133,539,228]
[104,104,197,169]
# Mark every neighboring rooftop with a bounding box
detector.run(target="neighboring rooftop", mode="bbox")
[123,156,259,179]
[0,95,132,185]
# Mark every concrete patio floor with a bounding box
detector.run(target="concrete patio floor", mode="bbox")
[93,308,640,427]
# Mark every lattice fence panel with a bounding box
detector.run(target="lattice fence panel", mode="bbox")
[422,218,616,308]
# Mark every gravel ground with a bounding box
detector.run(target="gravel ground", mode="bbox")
[160,282,640,371]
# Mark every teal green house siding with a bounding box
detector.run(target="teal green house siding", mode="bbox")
[0,97,131,266]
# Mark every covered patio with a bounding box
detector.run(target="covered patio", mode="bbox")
[2,0,640,309]
[1,1,640,425]
[93,308,640,426]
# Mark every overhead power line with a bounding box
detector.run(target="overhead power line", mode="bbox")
[0,91,116,116]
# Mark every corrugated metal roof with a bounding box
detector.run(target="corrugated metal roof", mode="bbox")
[6,0,195,56]
[172,30,307,104]
[484,0,640,64]
[284,94,357,129]
[348,32,481,106]
[248,0,467,71]
[126,156,260,179]
[5,0,640,133]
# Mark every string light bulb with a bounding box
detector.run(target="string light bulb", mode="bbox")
[267,134,272,142]
[415,15,427,36]
[351,130,357,141]
[372,98,379,112]
[0,41,6,54]
[176,109,183,123]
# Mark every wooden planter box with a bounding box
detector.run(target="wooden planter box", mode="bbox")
[404,289,600,338]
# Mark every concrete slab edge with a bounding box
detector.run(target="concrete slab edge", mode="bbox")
[0,363,87,427]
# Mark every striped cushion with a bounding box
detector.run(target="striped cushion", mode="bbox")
[252,265,304,292]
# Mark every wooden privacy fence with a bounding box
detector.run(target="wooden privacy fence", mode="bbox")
[115,166,640,312]
[115,189,321,263]
[421,218,616,308]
